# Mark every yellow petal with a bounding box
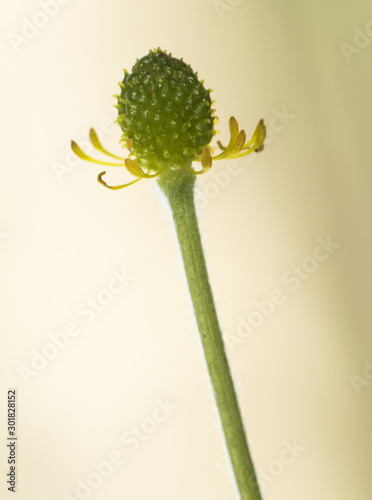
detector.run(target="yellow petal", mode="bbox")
[125,159,147,178]
[229,116,239,141]
[241,119,266,151]
[124,159,167,179]
[200,146,212,172]
[234,130,246,154]
[89,129,124,161]
[212,116,242,160]
[229,119,266,159]
[97,171,141,190]
[71,141,123,166]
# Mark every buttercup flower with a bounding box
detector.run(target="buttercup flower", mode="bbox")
[71,47,267,500]
[71,48,266,189]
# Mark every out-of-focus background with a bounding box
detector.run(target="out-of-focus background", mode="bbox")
[1,0,372,499]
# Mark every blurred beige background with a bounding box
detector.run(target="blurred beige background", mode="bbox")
[1,0,372,499]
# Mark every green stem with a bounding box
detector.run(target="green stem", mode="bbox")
[157,167,263,500]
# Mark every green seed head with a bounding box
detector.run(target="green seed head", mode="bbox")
[117,48,216,170]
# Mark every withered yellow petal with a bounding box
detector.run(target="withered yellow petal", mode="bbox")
[71,141,123,166]
[97,171,141,190]
[89,129,124,161]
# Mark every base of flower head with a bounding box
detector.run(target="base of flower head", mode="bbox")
[71,116,265,190]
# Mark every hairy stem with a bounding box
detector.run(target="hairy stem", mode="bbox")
[157,167,263,500]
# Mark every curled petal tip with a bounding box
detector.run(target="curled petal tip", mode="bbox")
[97,170,141,190]
[97,171,107,186]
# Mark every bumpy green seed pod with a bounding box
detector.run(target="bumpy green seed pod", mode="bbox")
[117,48,216,170]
